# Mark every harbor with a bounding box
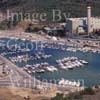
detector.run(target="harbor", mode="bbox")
[0,32,100,87]
[0,0,100,99]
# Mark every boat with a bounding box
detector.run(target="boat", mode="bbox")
[67,65,74,70]
[80,60,88,64]
[58,79,81,87]
[50,66,58,71]
[76,81,81,87]
[60,65,68,70]
[46,67,54,72]
[56,56,88,70]
[58,78,65,85]
[27,70,32,74]
[35,69,45,73]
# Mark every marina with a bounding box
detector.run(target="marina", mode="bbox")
[1,1,100,99]
[0,37,100,87]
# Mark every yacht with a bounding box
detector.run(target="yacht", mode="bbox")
[80,60,88,64]
[50,66,58,71]
[67,65,74,70]
[58,78,65,85]
[46,67,54,72]
[59,79,81,87]
[27,70,32,74]
[57,57,88,70]
[76,81,81,87]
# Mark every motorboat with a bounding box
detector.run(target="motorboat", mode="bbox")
[58,78,65,85]
[80,60,88,64]
[56,57,88,70]
[59,79,81,87]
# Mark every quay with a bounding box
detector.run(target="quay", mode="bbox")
[0,30,100,49]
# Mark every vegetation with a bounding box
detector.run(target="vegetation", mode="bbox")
[24,96,31,100]
[95,86,99,89]
[1,0,100,17]
[1,0,100,29]
[42,87,99,100]
[25,23,40,33]
[80,87,95,95]
[49,93,83,100]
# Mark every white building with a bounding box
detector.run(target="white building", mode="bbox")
[66,17,100,34]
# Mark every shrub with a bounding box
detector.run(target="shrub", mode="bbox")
[51,93,64,100]
[95,86,99,89]
[80,87,95,95]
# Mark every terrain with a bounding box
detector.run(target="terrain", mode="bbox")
[0,87,57,100]
[0,0,100,17]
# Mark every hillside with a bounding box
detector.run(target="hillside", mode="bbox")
[0,0,100,17]
[0,0,100,29]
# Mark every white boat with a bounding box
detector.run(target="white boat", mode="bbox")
[36,69,45,73]
[32,70,36,73]
[72,81,77,86]
[76,82,81,87]
[58,78,65,85]
[64,80,69,85]
[50,66,58,71]
[59,79,81,87]
[68,65,74,70]
[27,70,32,74]
[78,62,84,66]
[68,81,73,85]
[80,60,88,64]
[46,67,54,72]
[60,65,67,70]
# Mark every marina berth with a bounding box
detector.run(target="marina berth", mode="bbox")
[79,60,88,64]
[43,42,67,51]
[66,47,100,54]
[0,48,31,56]
[58,79,81,87]
[56,57,88,70]
[8,52,52,63]
[47,65,56,72]
[23,62,58,74]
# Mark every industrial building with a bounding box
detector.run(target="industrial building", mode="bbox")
[66,6,100,34]
[66,17,100,34]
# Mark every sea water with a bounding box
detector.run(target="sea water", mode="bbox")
[0,38,100,87]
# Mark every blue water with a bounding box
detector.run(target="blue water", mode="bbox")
[0,38,100,87]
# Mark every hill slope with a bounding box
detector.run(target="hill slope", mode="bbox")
[0,0,100,17]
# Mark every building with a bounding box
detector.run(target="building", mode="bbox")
[66,6,100,34]
[66,17,100,34]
